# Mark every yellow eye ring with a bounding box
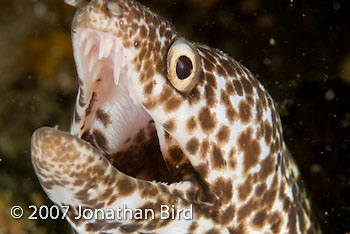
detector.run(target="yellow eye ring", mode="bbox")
[166,38,201,93]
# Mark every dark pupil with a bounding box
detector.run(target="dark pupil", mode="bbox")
[176,56,193,80]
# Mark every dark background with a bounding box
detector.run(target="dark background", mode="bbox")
[0,0,348,233]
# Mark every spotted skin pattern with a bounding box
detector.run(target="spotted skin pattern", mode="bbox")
[31,0,320,233]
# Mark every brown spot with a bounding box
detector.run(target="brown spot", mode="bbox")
[246,96,254,105]
[188,87,201,106]
[251,209,267,228]
[140,184,158,198]
[92,130,108,151]
[163,119,176,132]
[164,96,182,112]
[226,81,234,95]
[288,206,298,234]
[186,117,197,133]
[237,199,258,221]
[144,81,154,95]
[135,128,146,142]
[228,148,237,169]
[211,145,226,169]
[226,108,237,124]
[216,126,230,144]
[255,183,267,196]
[167,146,184,163]
[238,175,253,201]
[238,100,252,124]
[148,25,156,42]
[255,100,263,123]
[200,139,210,159]
[138,46,147,63]
[198,107,217,134]
[269,211,283,233]
[221,205,235,225]
[238,128,261,173]
[216,64,227,77]
[139,24,148,38]
[221,58,236,77]
[205,72,217,89]
[85,221,104,232]
[164,29,172,39]
[116,177,136,197]
[188,222,198,233]
[205,228,219,234]
[195,163,209,179]
[228,223,245,234]
[203,57,215,71]
[186,137,200,155]
[233,80,243,96]
[205,85,216,107]
[261,178,278,208]
[264,121,273,145]
[236,65,245,78]
[155,59,164,74]
[96,108,111,127]
[259,155,275,181]
[220,89,230,106]
[220,89,237,123]
[159,23,166,36]
[241,78,253,95]
[257,85,267,108]
[212,177,233,204]
[142,99,156,110]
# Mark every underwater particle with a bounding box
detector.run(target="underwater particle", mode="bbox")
[289,0,294,7]
[324,89,335,101]
[263,58,271,65]
[338,55,350,84]
[345,113,350,120]
[269,38,276,46]
[332,2,342,11]
[311,164,322,173]
[33,2,48,18]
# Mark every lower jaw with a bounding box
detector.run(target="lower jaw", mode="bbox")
[81,119,182,183]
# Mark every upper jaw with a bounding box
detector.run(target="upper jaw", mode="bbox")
[70,27,152,154]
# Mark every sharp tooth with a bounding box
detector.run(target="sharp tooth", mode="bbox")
[92,62,103,81]
[88,54,98,73]
[103,37,113,58]
[113,48,124,85]
[78,30,86,48]
[84,38,94,56]
[98,35,113,59]
[98,38,105,60]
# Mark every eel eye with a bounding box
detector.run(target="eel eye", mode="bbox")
[167,38,201,93]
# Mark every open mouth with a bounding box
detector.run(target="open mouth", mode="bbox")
[71,28,188,183]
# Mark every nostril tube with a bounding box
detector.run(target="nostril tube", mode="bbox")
[65,0,89,8]
[107,1,123,17]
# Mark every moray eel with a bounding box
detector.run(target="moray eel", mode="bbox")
[30,0,320,233]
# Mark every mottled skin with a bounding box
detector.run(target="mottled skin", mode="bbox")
[31,0,320,233]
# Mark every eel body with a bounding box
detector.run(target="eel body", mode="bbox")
[31,0,319,233]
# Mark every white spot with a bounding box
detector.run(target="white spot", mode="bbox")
[324,89,335,101]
